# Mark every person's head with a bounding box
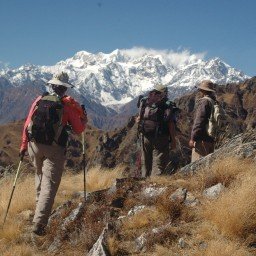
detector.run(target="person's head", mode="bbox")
[197,80,215,97]
[47,72,73,97]
[150,84,168,101]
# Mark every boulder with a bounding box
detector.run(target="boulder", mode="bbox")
[170,188,187,202]
[203,183,225,199]
[181,131,256,174]
[87,225,110,256]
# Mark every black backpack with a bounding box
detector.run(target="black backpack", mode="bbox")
[137,94,175,136]
[28,94,68,146]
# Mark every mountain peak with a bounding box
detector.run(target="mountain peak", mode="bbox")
[0,49,250,107]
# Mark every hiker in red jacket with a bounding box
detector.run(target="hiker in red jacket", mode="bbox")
[20,72,87,236]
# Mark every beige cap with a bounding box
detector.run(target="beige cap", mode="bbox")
[197,80,215,92]
[154,84,167,93]
[47,72,74,88]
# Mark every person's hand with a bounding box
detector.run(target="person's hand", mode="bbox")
[136,116,140,123]
[189,140,196,148]
[19,148,26,161]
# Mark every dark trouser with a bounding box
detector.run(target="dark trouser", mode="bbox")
[191,140,214,163]
[141,134,169,177]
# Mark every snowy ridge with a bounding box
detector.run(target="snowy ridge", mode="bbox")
[0,48,250,107]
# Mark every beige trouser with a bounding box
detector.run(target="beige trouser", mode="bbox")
[28,141,66,226]
[191,141,214,163]
[141,134,170,177]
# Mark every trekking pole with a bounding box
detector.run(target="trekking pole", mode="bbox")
[176,138,185,160]
[2,156,23,228]
[81,105,86,202]
[82,131,86,201]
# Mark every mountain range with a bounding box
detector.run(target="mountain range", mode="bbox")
[0,48,250,128]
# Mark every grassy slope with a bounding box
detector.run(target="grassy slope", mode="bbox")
[108,158,256,256]
[0,158,255,255]
[0,166,123,256]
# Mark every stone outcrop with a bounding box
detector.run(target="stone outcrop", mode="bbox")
[181,130,256,174]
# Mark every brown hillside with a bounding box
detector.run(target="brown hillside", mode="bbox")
[0,77,255,174]
[0,121,105,175]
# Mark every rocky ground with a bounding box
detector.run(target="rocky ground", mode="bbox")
[5,128,253,256]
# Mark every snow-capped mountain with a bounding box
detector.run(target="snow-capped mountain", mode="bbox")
[0,48,250,128]
[0,48,249,105]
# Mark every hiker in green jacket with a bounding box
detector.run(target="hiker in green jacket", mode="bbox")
[137,84,176,177]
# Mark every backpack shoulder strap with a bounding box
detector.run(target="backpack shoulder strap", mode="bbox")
[41,94,61,103]
[202,95,216,105]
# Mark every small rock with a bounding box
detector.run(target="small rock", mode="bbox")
[135,233,147,252]
[128,205,146,216]
[184,192,199,207]
[178,238,188,249]
[61,190,67,196]
[107,181,117,195]
[203,183,225,199]
[86,189,108,203]
[48,202,86,253]
[61,202,85,230]
[111,197,125,208]
[72,191,85,199]
[199,241,208,249]
[170,188,187,202]
[18,210,34,221]
[117,215,126,220]
[87,225,110,256]
[143,186,166,198]
[249,242,256,248]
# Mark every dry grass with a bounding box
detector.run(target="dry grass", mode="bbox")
[192,239,251,256]
[0,172,35,242]
[86,166,123,192]
[122,207,165,231]
[152,244,180,256]
[0,165,123,255]
[152,239,252,256]
[117,158,256,255]
[0,157,255,255]
[0,244,35,256]
[150,158,251,194]
[201,168,256,240]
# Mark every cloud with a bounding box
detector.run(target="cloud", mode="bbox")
[0,61,10,70]
[120,47,206,67]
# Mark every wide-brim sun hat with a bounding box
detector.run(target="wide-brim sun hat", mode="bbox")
[154,84,168,93]
[47,72,74,88]
[197,80,215,92]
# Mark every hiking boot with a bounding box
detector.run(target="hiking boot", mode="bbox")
[32,223,46,236]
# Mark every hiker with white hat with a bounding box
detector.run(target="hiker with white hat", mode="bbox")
[189,80,216,162]
[19,72,87,236]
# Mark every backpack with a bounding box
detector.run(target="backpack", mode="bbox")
[28,94,67,146]
[138,92,174,136]
[204,96,226,139]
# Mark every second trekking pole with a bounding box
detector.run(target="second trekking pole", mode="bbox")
[81,105,86,202]
[2,156,23,228]
[82,131,86,201]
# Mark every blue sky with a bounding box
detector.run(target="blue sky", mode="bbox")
[0,0,255,75]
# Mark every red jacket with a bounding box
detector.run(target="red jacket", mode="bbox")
[20,95,87,151]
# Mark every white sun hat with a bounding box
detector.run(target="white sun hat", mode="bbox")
[47,72,74,88]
